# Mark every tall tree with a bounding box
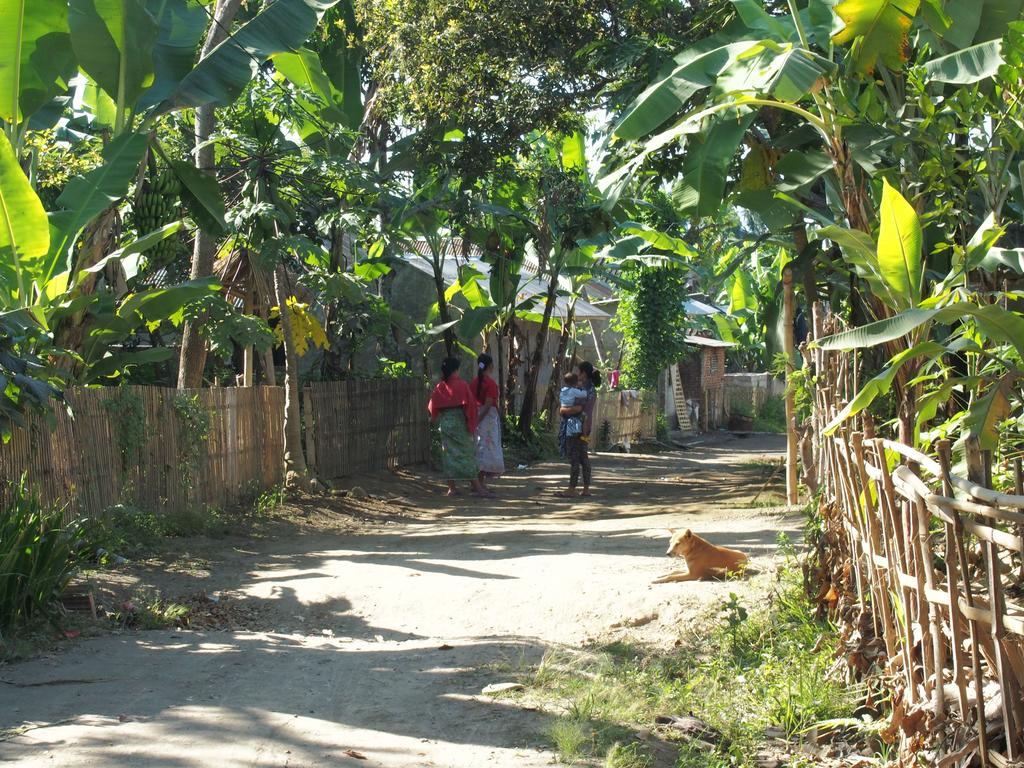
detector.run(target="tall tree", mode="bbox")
[177,0,243,388]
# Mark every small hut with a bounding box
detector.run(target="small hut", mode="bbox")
[668,335,734,432]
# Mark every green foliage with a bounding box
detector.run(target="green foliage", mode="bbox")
[357,0,614,173]
[753,394,787,433]
[102,388,146,484]
[109,588,189,630]
[172,393,211,496]
[0,310,63,442]
[614,266,689,390]
[1,477,89,642]
[252,484,287,517]
[655,412,669,441]
[92,502,231,559]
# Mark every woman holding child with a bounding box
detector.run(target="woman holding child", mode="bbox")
[427,357,492,497]
[557,360,600,497]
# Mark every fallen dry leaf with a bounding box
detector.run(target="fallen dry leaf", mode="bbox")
[343,749,367,759]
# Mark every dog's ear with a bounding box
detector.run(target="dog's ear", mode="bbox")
[683,529,692,538]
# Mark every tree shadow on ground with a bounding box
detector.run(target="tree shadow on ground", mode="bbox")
[0,631,679,767]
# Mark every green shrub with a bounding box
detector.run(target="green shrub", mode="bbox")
[753,395,787,433]
[92,504,233,560]
[1,477,88,641]
[655,413,669,441]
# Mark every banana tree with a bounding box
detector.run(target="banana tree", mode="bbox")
[814,183,1024,451]
[0,0,341,391]
[601,0,1020,441]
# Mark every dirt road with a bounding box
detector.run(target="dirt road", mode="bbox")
[0,435,796,767]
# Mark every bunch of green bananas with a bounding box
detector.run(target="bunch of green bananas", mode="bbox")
[135,167,183,267]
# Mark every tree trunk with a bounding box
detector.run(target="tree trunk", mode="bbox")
[504,319,521,417]
[53,207,122,374]
[273,265,309,486]
[518,267,559,438]
[541,304,574,428]
[177,0,243,389]
[431,261,456,357]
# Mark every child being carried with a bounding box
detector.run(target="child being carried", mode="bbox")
[560,372,589,437]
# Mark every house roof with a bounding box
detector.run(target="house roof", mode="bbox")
[684,334,734,348]
[683,298,725,316]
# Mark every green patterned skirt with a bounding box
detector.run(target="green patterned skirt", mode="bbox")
[439,408,479,480]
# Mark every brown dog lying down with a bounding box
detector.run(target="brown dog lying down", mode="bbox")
[652,529,749,584]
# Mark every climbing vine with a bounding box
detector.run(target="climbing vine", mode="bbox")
[613,266,690,390]
[172,394,212,497]
[102,389,147,499]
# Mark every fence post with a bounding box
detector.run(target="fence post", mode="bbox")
[783,267,798,505]
[302,387,317,478]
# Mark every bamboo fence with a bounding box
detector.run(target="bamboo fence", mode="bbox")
[592,389,658,449]
[0,386,285,520]
[806,303,1024,766]
[303,378,431,479]
[1,379,432,519]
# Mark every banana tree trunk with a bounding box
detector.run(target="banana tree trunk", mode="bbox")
[518,268,558,438]
[541,303,574,428]
[53,207,121,374]
[177,0,243,389]
[431,261,456,357]
[273,265,309,486]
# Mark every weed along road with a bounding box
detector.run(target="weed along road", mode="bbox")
[0,436,797,767]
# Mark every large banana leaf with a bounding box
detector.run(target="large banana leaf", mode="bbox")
[135,0,208,112]
[817,302,1024,360]
[318,0,363,129]
[0,0,75,125]
[167,157,226,235]
[0,132,50,305]
[118,277,219,324]
[612,38,753,141]
[823,341,947,433]
[69,0,158,119]
[160,0,340,112]
[975,0,1024,43]
[274,46,337,110]
[979,247,1024,274]
[923,39,1003,83]
[966,372,1018,450]
[715,42,832,102]
[877,179,922,308]
[674,111,756,217]
[731,0,797,39]
[832,0,922,74]
[48,131,149,273]
[620,223,697,258]
[80,74,118,126]
[79,220,186,282]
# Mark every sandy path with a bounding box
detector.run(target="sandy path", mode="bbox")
[0,435,795,767]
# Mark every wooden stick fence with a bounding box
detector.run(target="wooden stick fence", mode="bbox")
[807,304,1024,766]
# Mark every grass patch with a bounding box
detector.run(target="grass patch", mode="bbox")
[527,539,864,766]
[82,483,289,561]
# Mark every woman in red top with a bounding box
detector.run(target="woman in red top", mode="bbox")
[427,357,489,497]
[473,353,505,494]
